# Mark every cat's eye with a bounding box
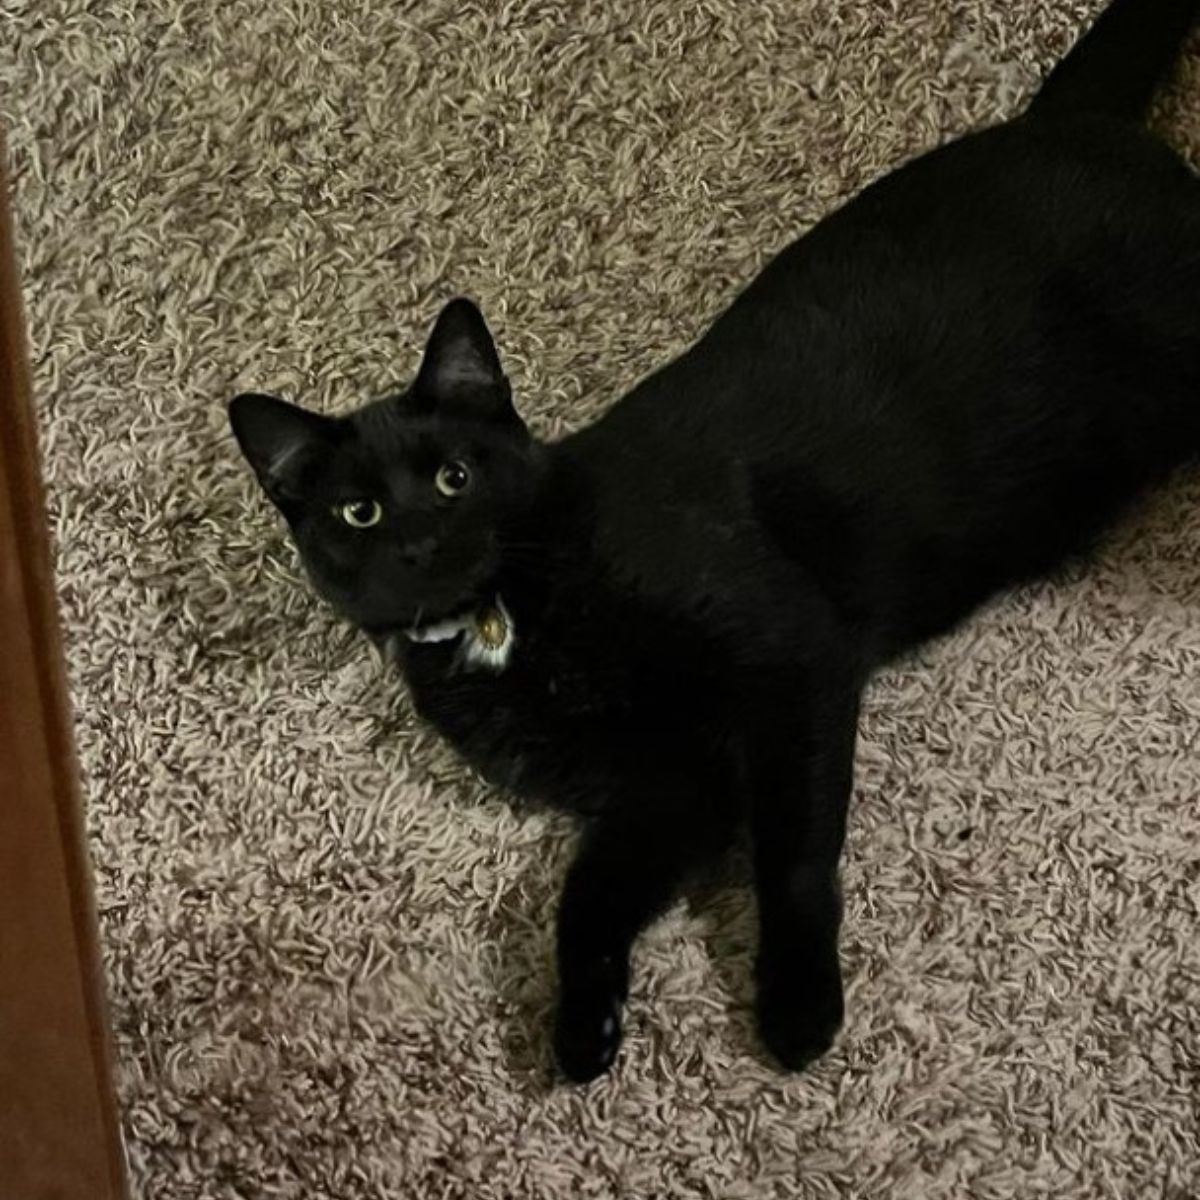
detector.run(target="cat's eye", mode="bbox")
[436,461,472,497]
[337,499,383,528]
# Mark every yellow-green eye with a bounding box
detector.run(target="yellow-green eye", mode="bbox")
[337,499,382,528]
[436,461,471,497]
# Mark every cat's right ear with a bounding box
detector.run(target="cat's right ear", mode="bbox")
[410,298,515,421]
[228,393,337,506]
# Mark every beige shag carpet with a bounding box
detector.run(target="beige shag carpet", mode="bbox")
[4,1,1200,1196]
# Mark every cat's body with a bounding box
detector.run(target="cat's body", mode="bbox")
[232,0,1200,1082]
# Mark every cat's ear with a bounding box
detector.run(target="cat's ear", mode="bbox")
[410,298,515,420]
[229,393,338,505]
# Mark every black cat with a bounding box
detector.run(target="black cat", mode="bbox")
[231,0,1200,1082]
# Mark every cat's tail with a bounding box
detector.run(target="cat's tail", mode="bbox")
[1028,0,1199,122]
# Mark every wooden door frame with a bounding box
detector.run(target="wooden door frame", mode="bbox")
[0,133,129,1200]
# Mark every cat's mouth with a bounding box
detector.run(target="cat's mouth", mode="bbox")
[344,553,499,640]
[358,591,488,642]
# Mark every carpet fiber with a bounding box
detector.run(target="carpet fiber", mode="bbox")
[4,2,1200,1196]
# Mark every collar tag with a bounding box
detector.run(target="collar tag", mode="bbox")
[405,595,515,673]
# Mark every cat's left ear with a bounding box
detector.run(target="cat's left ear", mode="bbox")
[229,393,339,507]
[410,298,516,421]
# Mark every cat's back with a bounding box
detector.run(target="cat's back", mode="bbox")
[564,112,1200,647]
[589,113,1200,447]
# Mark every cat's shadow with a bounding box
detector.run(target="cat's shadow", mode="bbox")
[487,817,565,1096]
[679,842,767,1065]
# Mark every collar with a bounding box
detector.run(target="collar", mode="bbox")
[404,595,516,672]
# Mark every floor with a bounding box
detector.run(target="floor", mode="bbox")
[3,1,1199,1196]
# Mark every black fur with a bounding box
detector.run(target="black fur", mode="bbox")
[230,0,1200,1082]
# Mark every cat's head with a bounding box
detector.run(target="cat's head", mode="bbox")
[229,299,544,634]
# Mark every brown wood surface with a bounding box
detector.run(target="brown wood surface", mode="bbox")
[0,134,129,1200]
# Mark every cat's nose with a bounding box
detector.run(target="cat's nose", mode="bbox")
[401,536,437,568]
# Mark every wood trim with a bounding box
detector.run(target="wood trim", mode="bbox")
[0,133,129,1199]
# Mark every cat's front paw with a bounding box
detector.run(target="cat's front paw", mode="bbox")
[755,955,844,1072]
[554,985,624,1083]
